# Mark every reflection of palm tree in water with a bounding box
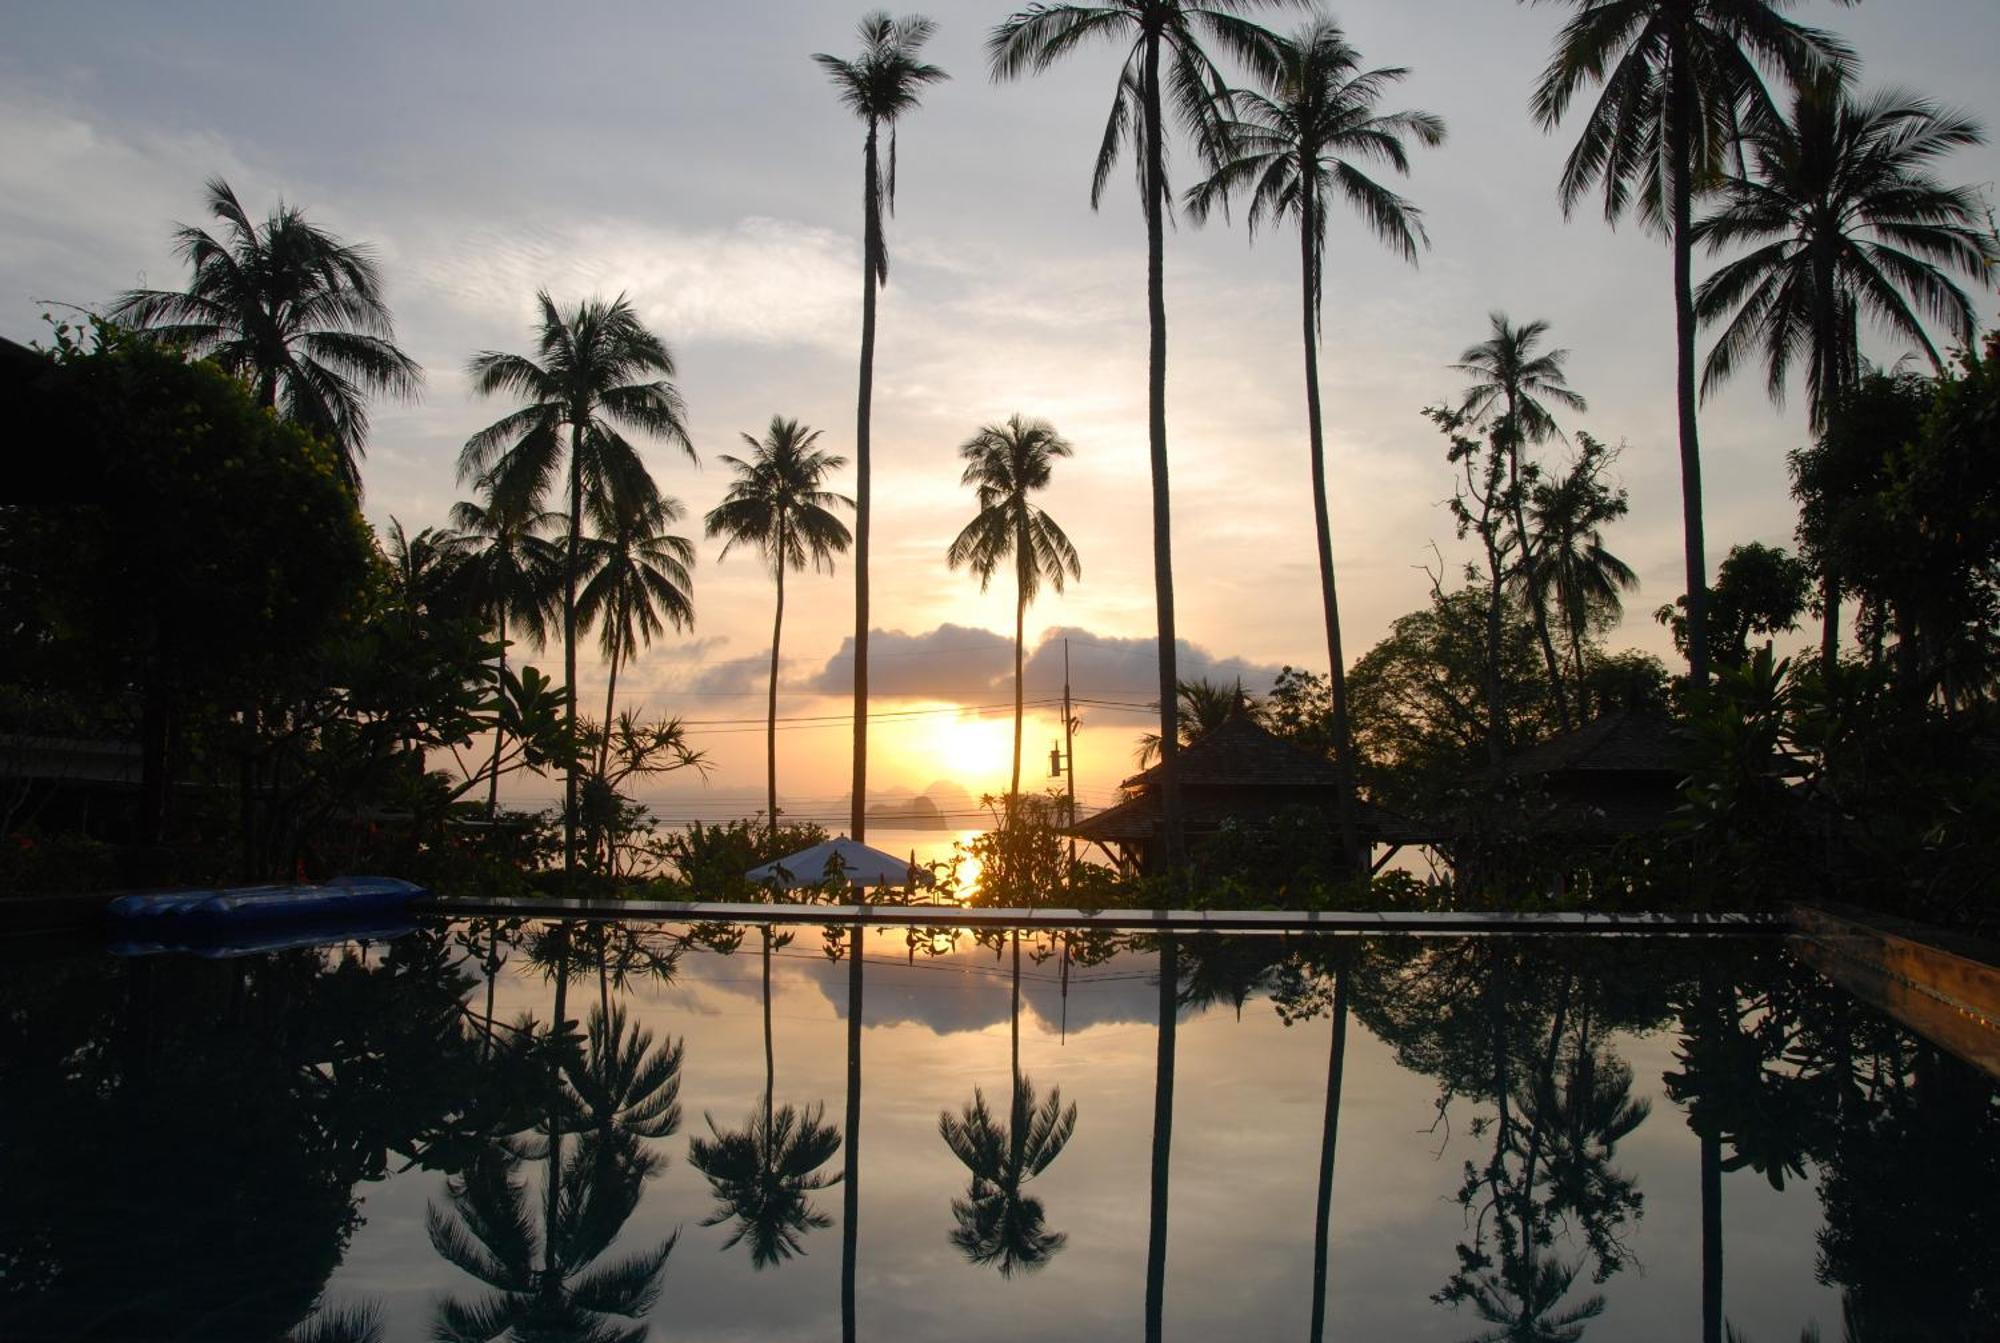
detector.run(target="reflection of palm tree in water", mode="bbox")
[688,923,843,1268]
[940,929,1079,1275]
[428,941,684,1343]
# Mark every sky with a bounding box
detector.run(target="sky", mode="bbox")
[4,0,1996,820]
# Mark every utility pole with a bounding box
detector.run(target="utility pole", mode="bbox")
[1049,639,1080,877]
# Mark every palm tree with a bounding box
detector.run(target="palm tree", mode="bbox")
[946,415,1082,803]
[460,292,694,875]
[815,12,949,844]
[1145,931,1180,1342]
[1136,676,1257,766]
[577,489,697,780]
[1529,441,1638,713]
[561,1004,686,1149]
[1527,0,1853,687]
[111,177,422,494]
[1188,17,1442,867]
[1455,313,1589,727]
[1693,76,1993,663]
[443,493,563,816]
[989,0,1289,870]
[939,930,1079,1275]
[687,925,844,1268]
[706,417,853,837]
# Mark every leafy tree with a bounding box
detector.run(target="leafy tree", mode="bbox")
[946,414,1081,801]
[1657,541,1811,669]
[1135,676,1260,766]
[815,11,948,842]
[705,417,853,837]
[460,291,694,876]
[110,177,421,493]
[1527,0,1854,687]
[1188,16,1442,865]
[990,0,1293,868]
[1455,314,1588,730]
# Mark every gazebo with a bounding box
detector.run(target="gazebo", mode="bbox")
[1507,709,1688,839]
[1065,707,1420,875]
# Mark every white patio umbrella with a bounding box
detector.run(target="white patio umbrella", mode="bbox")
[744,836,934,891]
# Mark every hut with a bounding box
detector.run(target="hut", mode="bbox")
[1507,709,1687,839]
[1065,707,1419,874]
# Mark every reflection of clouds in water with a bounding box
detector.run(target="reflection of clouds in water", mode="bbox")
[666,927,1185,1037]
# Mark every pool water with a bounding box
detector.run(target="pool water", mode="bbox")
[1,922,1994,1342]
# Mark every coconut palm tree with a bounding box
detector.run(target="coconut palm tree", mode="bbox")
[687,925,844,1269]
[110,177,422,494]
[460,292,694,875]
[577,490,697,780]
[1529,440,1638,712]
[1693,76,1993,664]
[1527,0,1854,687]
[1145,931,1181,1342]
[705,417,852,837]
[560,1004,686,1150]
[939,930,1079,1275]
[815,12,949,844]
[1455,313,1589,727]
[989,0,1289,869]
[443,494,563,816]
[1135,676,1257,766]
[946,415,1082,803]
[1187,16,1442,865]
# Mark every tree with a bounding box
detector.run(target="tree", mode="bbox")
[1657,541,1811,670]
[705,417,853,837]
[989,0,1291,871]
[442,492,563,816]
[460,292,694,876]
[1135,676,1259,766]
[1528,435,1638,712]
[946,414,1081,803]
[1695,76,1994,662]
[1527,0,1854,688]
[815,12,949,844]
[1188,16,1443,866]
[1455,313,1589,730]
[577,490,696,780]
[110,177,421,494]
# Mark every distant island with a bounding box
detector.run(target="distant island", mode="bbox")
[866,795,948,830]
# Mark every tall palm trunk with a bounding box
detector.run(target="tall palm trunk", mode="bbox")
[768,544,787,841]
[1010,527,1028,805]
[1503,395,1571,730]
[852,117,880,843]
[841,925,863,1343]
[564,423,584,874]
[1297,189,1362,871]
[487,605,508,818]
[1811,246,1845,671]
[1668,35,1711,688]
[599,598,624,781]
[1141,28,1184,874]
[763,925,777,1139]
[1308,965,1350,1343]
[1701,1129,1722,1343]
[1144,931,1178,1343]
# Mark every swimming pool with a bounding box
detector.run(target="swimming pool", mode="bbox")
[2,920,1992,1341]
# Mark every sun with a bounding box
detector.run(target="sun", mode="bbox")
[912,705,1019,801]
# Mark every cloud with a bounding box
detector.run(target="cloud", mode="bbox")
[799,623,1014,697]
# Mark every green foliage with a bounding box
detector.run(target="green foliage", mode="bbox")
[653,818,833,901]
[1656,542,1811,670]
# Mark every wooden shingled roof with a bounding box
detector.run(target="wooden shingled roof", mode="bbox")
[1117,707,1344,792]
[1509,710,1687,779]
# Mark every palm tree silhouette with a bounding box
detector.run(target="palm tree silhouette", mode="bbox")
[578,489,696,782]
[705,417,853,838]
[561,1004,686,1150]
[1459,1256,1607,1343]
[427,1134,676,1343]
[1693,75,1993,663]
[687,926,844,1268]
[460,291,694,875]
[1455,313,1588,729]
[1188,16,1442,865]
[939,930,1079,1275]
[1136,676,1257,766]
[1527,442,1637,712]
[814,11,949,843]
[111,176,422,494]
[989,0,1286,868]
[1144,931,1181,1342]
[1528,0,1853,687]
[946,416,1082,803]
[442,492,563,816]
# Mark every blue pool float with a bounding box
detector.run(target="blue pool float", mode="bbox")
[106,876,425,931]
